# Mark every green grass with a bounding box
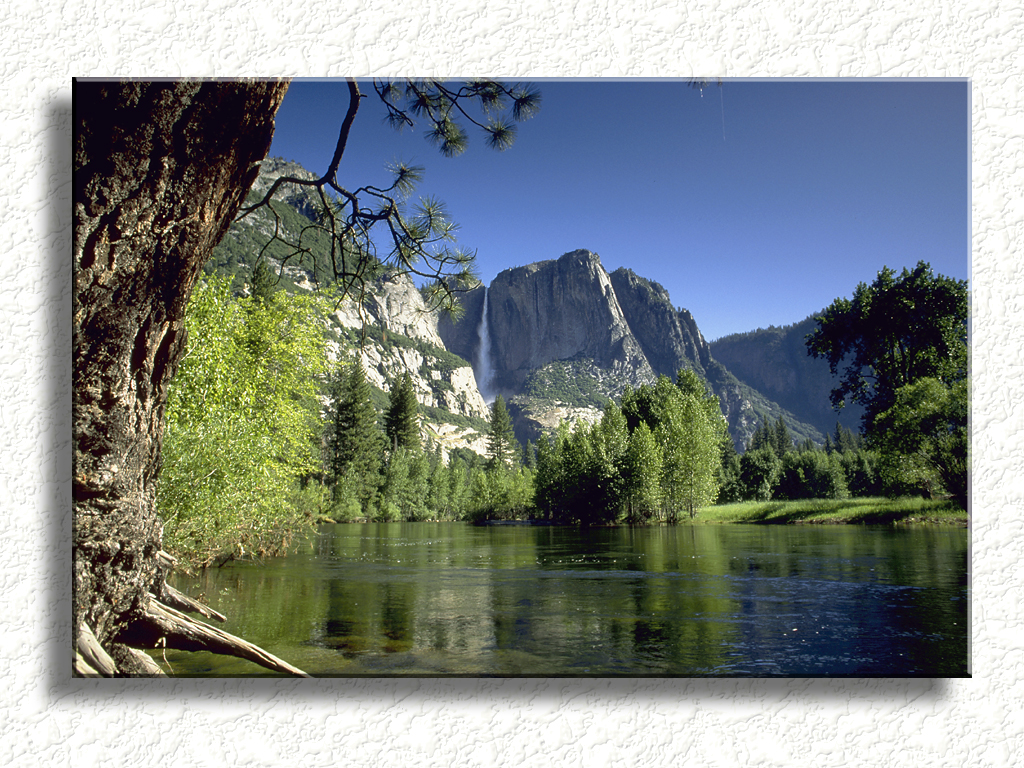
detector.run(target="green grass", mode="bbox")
[697,497,967,526]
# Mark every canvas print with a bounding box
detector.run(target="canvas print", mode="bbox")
[73,78,969,677]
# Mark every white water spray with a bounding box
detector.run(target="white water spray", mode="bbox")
[474,286,496,404]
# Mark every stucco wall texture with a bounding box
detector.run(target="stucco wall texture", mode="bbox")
[4,2,1020,765]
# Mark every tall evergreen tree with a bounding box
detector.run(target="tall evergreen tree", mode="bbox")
[773,416,793,455]
[385,372,421,452]
[251,258,276,304]
[486,395,518,469]
[746,416,774,452]
[329,361,383,511]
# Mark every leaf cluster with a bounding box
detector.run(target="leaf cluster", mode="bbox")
[806,261,968,429]
[158,278,332,566]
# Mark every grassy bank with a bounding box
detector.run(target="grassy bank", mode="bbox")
[698,497,968,526]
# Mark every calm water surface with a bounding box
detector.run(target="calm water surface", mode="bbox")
[165,522,969,677]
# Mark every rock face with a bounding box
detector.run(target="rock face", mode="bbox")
[329,271,491,422]
[485,250,655,396]
[436,284,486,373]
[608,268,712,377]
[709,317,864,436]
[452,249,825,449]
[217,159,831,454]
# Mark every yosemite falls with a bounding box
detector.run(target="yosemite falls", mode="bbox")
[473,286,496,404]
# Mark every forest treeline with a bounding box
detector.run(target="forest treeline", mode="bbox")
[156,260,968,569]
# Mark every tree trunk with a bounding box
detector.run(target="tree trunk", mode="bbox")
[73,79,292,675]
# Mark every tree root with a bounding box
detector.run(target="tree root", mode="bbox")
[153,581,227,623]
[75,623,117,677]
[74,567,308,677]
[117,596,310,677]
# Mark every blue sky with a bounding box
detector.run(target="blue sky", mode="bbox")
[269,79,969,342]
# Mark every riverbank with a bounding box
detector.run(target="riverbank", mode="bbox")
[699,497,968,526]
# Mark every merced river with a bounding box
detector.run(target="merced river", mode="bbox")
[163,522,969,676]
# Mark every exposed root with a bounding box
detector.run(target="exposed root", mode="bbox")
[119,596,310,677]
[152,581,227,623]
[75,623,116,677]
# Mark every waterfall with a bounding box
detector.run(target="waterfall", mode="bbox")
[474,286,496,404]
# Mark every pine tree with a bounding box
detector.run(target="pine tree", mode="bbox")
[329,362,383,511]
[251,258,276,304]
[486,395,518,469]
[773,416,792,455]
[385,372,421,452]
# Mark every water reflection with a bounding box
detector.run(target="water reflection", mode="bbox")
[165,522,969,677]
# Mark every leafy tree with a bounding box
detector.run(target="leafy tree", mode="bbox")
[716,435,744,504]
[621,422,663,523]
[72,77,539,676]
[836,448,881,497]
[159,278,330,565]
[533,430,565,520]
[376,447,433,521]
[872,377,968,507]
[808,262,968,507]
[446,456,470,520]
[385,372,421,452]
[486,394,518,469]
[806,261,968,431]
[739,447,781,501]
[328,361,383,515]
[775,450,849,501]
[594,402,631,520]
[623,374,725,520]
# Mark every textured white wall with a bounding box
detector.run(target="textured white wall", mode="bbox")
[3,2,1019,766]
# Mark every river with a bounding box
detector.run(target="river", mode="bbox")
[163,522,969,676]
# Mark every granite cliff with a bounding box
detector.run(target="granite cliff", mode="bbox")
[709,317,864,436]
[212,160,831,456]
[439,249,825,449]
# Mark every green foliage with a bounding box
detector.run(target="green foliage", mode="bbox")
[158,278,330,566]
[872,377,968,508]
[836,448,881,498]
[775,450,849,501]
[251,258,277,304]
[328,362,384,515]
[623,373,727,520]
[486,395,519,470]
[773,416,793,455]
[746,416,775,452]
[385,372,421,452]
[807,261,968,430]
[739,448,782,502]
[621,421,663,523]
[802,262,969,510]
[465,463,535,522]
[376,447,431,521]
[716,436,744,504]
[534,373,725,524]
